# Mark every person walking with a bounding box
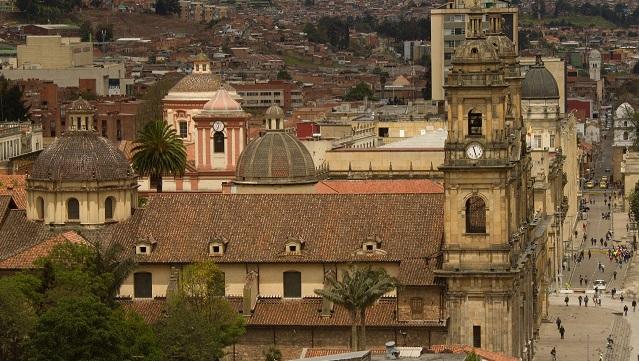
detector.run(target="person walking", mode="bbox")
[614,270,617,280]
[559,325,565,339]
[578,295,583,306]
[624,304,629,316]
[612,288,617,298]
[588,249,592,259]
[580,275,583,286]
[632,299,637,312]
[556,317,562,329]
[585,295,589,307]
[565,296,569,306]
[551,347,557,361]
[621,294,625,303]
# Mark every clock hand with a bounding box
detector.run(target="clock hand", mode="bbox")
[473,147,477,157]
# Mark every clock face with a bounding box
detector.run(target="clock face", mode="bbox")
[466,143,484,160]
[213,121,224,132]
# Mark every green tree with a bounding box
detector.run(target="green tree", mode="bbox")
[135,73,184,129]
[16,0,80,22]
[315,266,396,351]
[0,277,38,361]
[156,261,245,361]
[132,121,187,193]
[95,23,114,42]
[155,0,180,15]
[79,21,93,42]
[277,68,292,80]
[30,296,161,361]
[344,82,374,101]
[465,351,482,361]
[0,76,30,122]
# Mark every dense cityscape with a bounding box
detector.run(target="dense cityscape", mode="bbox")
[0,0,639,360]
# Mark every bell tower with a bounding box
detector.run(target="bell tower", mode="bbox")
[437,5,537,358]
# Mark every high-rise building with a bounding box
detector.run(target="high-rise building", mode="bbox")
[430,0,519,101]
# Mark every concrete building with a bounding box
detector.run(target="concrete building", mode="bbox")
[430,0,518,101]
[612,103,635,184]
[0,36,132,96]
[232,80,303,110]
[17,36,92,69]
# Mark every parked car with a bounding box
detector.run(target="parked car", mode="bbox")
[600,181,608,189]
[586,181,594,188]
[593,279,606,291]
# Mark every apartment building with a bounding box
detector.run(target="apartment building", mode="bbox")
[17,36,92,69]
[430,0,518,101]
[178,0,230,22]
[232,80,303,110]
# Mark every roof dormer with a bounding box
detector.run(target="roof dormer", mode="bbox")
[135,236,156,256]
[285,237,305,255]
[209,238,228,256]
[357,235,386,256]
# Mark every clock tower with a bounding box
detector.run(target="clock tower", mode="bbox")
[437,5,540,358]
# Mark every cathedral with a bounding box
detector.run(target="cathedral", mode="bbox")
[0,9,561,361]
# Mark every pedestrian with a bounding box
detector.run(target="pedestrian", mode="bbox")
[602,264,605,273]
[632,300,637,312]
[559,325,565,339]
[612,288,617,298]
[589,249,592,259]
[598,298,602,307]
[614,270,617,280]
[624,304,629,316]
[621,294,625,303]
[556,317,561,329]
[578,295,583,306]
[551,346,557,361]
[580,275,583,286]
[565,296,569,306]
[585,277,589,286]
[585,295,589,307]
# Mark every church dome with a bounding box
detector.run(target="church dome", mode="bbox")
[68,96,93,112]
[29,131,134,182]
[235,131,317,185]
[486,35,516,59]
[522,58,559,100]
[451,39,500,64]
[265,105,284,118]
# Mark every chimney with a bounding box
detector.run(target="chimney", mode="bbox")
[242,270,258,316]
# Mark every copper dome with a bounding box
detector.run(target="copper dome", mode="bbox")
[235,131,317,185]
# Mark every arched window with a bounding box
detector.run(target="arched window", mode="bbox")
[105,197,115,220]
[133,272,152,298]
[283,271,301,298]
[624,131,629,141]
[67,198,80,221]
[213,131,225,153]
[468,110,482,136]
[465,196,486,233]
[36,196,45,220]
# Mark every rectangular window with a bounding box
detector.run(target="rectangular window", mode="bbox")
[179,121,188,138]
[444,28,453,36]
[260,91,271,96]
[473,325,481,348]
[134,272,153,298]
[454,27,465,35]
[534,135,542,148]
[283,271,301,298]
[445,40,455,48]
[549,134,555,148]
[378,127,389,137]
[410,297,424,319]
[399,129,405,137]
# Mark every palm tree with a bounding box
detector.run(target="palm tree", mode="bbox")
[92,242,136,306]
[315,266,396,351]
[132,121,186,192]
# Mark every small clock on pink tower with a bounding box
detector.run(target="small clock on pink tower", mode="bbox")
[213,121,225,132]
[465,143,484,160]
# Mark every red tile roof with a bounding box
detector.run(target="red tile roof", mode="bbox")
[0,231,87,269]
[118,297,445,327]
[0,175,26,209]
[315,180,444,194]
[109,193,444,268]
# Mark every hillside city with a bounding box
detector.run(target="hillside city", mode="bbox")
[1,0,639,360]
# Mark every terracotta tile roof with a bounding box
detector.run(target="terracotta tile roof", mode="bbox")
[315,180,444,194]
[304,348,385,358]
[399,258,439,286]
[427,345,520,361]
[0,231,87,270]
[119,297,444,327]
[0,175,26,209]
[109,193,444,266]
[119,299,167,324]
[0,209,54,260]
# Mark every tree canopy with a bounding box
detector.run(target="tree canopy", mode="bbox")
[15,0,80,22]
[0,76,30,123]
[155,261,245,361]
[344,82,374,101]
[155,0,180,16]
